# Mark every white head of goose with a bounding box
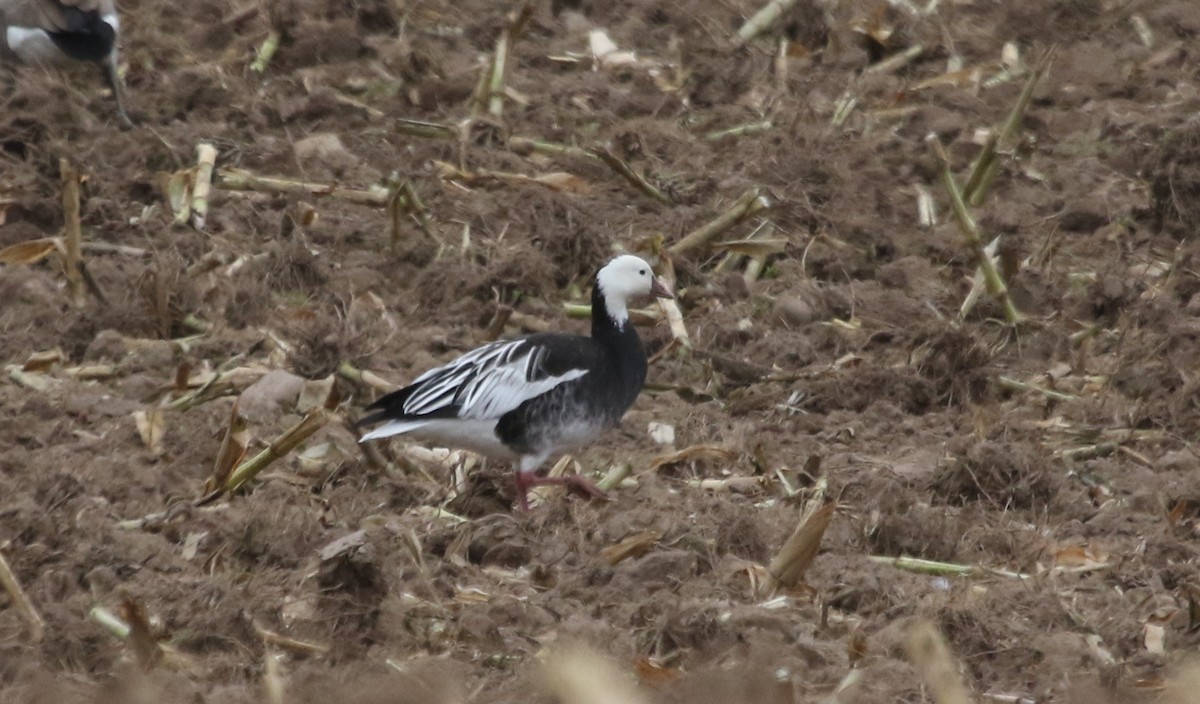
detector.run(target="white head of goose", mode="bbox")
[0,0,131,127]
[358,254,673,511]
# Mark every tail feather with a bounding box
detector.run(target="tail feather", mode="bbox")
[354,409,390,428]
[358,419,430,443]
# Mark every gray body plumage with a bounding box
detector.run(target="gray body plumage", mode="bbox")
[0,0,130,126]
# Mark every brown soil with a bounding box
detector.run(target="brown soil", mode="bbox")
[3,0,1200,701]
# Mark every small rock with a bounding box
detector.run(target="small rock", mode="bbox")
[623,549,699,585]
[238,369,306,423]
[124,339,175,372]
[1158,450,1198,473]
[718,272,750,300]
[84,329,128,362]
[773,295,817,326]
[293,132,357,176]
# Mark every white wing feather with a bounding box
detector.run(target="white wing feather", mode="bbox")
[402,339,587,420]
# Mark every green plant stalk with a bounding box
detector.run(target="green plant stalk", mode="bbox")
[996,375,1074,402]
[0,549,44,642]
[867,554,1030,580]
[1059,443,1117,461]
[60,158,84,306]
[486,32,510,118]
[704,120,774,142]
[1069,324,1099,347]
[216,168,390,206]
[966,47,1056,207]
[960,132,1000,207]
[336,361,393,393]
[395,118,460,140]
[485,2,534,119]
[736,0,801,45]
[927,135,1022,324]
[181,314,209,333]
[669,188,770,256]
[385,175,412,249]
[590,146,675,205]
[89,606,131,638]
[226,409,329,493]
[509,136,599,160]
[191,143,218,230]
[596,462,632,492]
[864,44,925,75]
[250,29,281,73]
[400,180,437,243]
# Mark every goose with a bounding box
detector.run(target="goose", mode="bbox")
[358,254,673,511]
[0,0,131,126]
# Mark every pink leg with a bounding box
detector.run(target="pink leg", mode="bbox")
[513,470,607,511]
[514,470,535,512]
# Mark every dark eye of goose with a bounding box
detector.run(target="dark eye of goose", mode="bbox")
[639,269,646,275]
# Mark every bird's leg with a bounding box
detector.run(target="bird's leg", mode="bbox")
[513,465,607,511]
[529,474,608,501]
[100,56,133,129]
[514,469,536,512]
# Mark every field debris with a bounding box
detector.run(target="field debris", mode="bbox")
[0,548,44,643]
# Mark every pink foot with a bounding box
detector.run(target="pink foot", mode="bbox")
[513,471,608,511]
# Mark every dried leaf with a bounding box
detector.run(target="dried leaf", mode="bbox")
[455,587,490,604]
[910,66,984,91]
[206,402,249,494]
[1144,623,1166,654]
[0,238,63,265]
[320,529,367,561]
[119,595,162,670]
[847,629,868,664]
[832,353,864,369]
[0,197,14,226]
[23,349,66,372]
[588,29,639,69]
[649,445,736,472]
[133,408,166,453]
[67,364,117,380]
[588,29,619,59]
[1168,498,1200,528]
[632,657,682,688]
[540,645,653,704]
[905,620,973,704]
[295,201,319,226]
[173,362,192,392]
[768,503,835,591]
[162,168,195,224]
[1052,544,1110,572]
[600,530,662,565]
[180,531,207,561]
[1085,634,1118,666]
[533,172,591,194]
[297,442,340,474]
[298,374,338,412]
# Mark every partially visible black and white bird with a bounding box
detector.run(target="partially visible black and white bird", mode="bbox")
[357,254,673,511]
[0,0,131,127]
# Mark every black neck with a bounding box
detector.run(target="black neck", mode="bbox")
[592,281,646,363]
[591,281,623,340]
[48,10,116,63]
